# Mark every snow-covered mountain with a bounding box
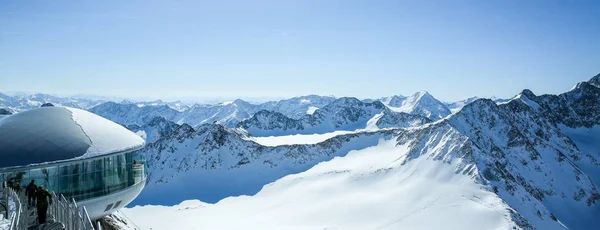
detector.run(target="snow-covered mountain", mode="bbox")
[175,99,266,127]
[89,102,180,126]
[90,99,260,128]
[88,95,337,128]
[135,100,191,112]
[378,91,452,120]
[513,82,600,130]
[445,98,600,229]
[237,97,430,136]
[446,96,510,113]
[86,92,447,132]
[509,76,600,187]
[121,74,600,230]
[269,95,336,119]
[132,121,397,205]
[0,92,105,112]
[127,100,600,229]
[588,73,600,88]
[446,96,481,113]
[127,116,181,144]
[7,75,600,229]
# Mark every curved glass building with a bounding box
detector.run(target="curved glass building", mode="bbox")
[0,106,146,220]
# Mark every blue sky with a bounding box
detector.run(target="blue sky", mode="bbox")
[0,0,598,102]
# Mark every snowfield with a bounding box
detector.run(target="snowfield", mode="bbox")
[124,139,516,230]
[0,215,8,230]
[247,112,388,147]
[249,130,354,146]
[306,106,319,115]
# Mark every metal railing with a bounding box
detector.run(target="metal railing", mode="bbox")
[4,187,27,230]
[48,192,98,230]
[2,185,99,230]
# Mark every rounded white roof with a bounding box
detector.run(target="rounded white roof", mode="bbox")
[0,107,144,169]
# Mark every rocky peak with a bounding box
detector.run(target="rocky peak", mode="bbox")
[454,98,499,121]
[326,97,362,107]
[237,110,303,131]
[172,123,196,141]
[413,90,431,99]
[589,73,600,88]
[0,108,13,115]
[386,95,407,107]
[519,89,536,99]
[232,99,250,106]
[145,116,171,126]
[382,91,451,121]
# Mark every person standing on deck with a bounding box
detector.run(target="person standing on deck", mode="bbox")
[35,185,52,224]
[26,180,37,207]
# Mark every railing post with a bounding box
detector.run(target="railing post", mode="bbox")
[2,182,6,221]
[72,198,79,230]
[60,194,67,228]
[5,187,25,230]
[83,206,94,230]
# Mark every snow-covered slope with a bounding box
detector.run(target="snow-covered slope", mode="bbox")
[446,98,600,229]
[237,98,430,136]
[510,74,600,188]
[378,91,451,120]
[132,123,396,205]
[249,130,355,146]
[125,138,520,230]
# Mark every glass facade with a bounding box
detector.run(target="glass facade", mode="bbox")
[0,151,146,202]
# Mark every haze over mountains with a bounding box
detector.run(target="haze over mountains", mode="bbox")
[1,90,458,129]
[3,74,600,229]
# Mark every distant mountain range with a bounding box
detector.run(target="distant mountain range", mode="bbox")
[0,92,105,112]
[238,98,430,136]
[2,90,471,131]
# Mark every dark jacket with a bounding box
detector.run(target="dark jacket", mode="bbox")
[26,183,37,196]
[35,188,52,208]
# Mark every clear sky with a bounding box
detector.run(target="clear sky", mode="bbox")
[0,0,599,102]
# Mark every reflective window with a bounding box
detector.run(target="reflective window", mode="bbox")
[0,151,146,202]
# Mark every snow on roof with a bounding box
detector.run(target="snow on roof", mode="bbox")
[0,107,144,169]
[67,107,145,159]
